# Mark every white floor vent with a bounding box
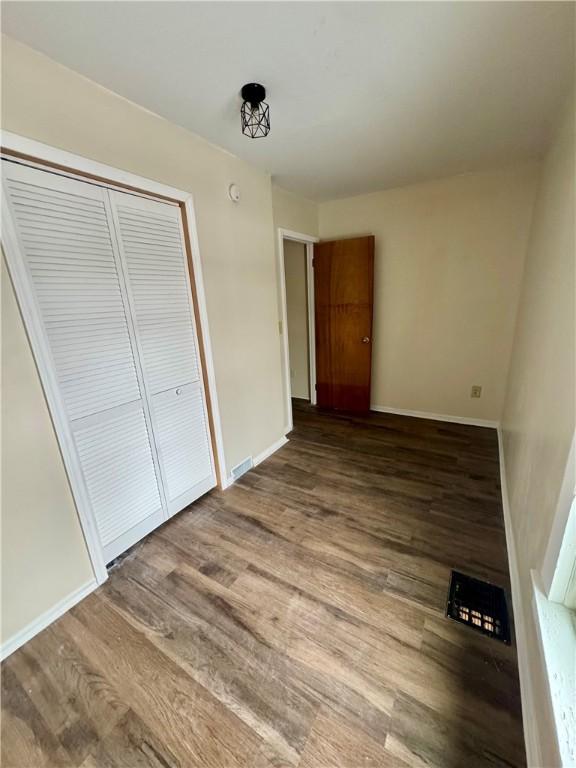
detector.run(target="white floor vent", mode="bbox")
[231,456,253,481]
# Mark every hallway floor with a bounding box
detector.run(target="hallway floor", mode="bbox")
[1,403,526,767]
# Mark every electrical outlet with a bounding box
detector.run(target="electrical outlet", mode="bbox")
[471,385,482,399]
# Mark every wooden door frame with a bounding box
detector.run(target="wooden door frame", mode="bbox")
[1,131,227,586]
[277,228,319,433]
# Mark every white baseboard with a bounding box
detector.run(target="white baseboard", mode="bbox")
[1,578,97,661]
[497,428,543,767]
[222,435,289,489]
[370,404,499,429]
[254,435,289,466]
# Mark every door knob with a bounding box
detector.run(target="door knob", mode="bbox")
[362,336,370,344]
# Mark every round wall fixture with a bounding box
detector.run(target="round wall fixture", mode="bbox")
[228,183,241,202]
[240,83,270,138]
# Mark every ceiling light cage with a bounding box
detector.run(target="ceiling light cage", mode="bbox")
[241,83,270,138]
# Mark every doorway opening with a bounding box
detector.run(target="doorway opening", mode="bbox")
[284,240,311,402]
[277,229,318,433]
[278,230,375,432]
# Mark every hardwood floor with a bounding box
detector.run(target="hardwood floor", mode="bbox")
[1,403,526,767]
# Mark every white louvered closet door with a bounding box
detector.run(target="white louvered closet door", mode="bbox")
[109,191,216,516]
[2,162,166,563]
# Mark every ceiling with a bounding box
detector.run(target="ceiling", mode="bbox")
[3,2,574,201]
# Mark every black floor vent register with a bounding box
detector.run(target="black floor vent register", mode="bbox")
[446,570,511,644]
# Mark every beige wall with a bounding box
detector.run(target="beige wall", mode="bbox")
[319,164,540,422]
[272,185,319,239]
[501,95,575,767]
[284,241,310,400]
[1,37,286,645]
[1,257,95,645]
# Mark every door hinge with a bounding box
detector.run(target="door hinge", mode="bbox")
[278,320,283,335]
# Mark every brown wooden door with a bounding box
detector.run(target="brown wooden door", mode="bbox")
[314,236,374,412]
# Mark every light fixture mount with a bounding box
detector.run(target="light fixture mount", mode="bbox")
[240,82,270,139]
[241,83,266,107]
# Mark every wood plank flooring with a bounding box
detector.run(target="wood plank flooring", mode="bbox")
[1,403,526,767]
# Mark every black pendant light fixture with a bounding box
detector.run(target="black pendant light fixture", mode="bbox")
[240,83,270,138]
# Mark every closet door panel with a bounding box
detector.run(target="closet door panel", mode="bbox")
[73,404,164,562]
[111,194,200,394]
[110,191,216,515]
[4,166,141,421]
[151,383,213,509]
[3,162,166,562]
